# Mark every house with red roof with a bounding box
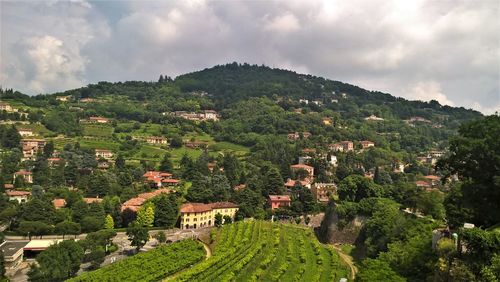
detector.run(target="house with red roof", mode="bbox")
[52,199,67,209]
[143,171,180,188]
[180,202,239,230]
[14,170,33,184]
[6,191,31,203]
[360,140,375,149]
[268,195,292,210]
[121,188,172,212]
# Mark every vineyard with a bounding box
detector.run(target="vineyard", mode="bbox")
[170,220,351,282]
[68,239,205,282]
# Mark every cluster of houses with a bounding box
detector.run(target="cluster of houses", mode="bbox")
[167,110,219,122]
[0,101,18,112]
[417,150,445,165]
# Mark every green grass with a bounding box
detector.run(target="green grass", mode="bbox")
[14,123,54,137]
[83,124,114,137]
[209,142,250,156]
[170,221,351,281]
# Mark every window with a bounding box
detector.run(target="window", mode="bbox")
[194,218,197,222]
[186,218,189,222]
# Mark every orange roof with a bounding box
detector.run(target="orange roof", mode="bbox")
[290,164,314,169]
[208,202,239,209]
[161,179,179,183]
[52,199,67,209]
[15,170,32,175]
[83,198,103,204]
[284,179,309,187]
[4,184,14,189]
[415,181,430,187]
[180,203,212,213]
[6,190,31,197]
[424,175,440,181]
[268,195,291,202]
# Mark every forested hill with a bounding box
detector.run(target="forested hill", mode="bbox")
[1,62,482,154]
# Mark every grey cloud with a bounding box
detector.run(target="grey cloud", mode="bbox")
[1,0,498,113]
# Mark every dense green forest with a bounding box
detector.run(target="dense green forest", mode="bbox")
[0,63,497,282]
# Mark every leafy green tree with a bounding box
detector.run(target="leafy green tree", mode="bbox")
[136,202,155,227]
[223,215,232,225]
[54,221,81,239]
[155,231,167,244]
[416,190,445,219]
[81,216,103,233]
[153,194,179,228]
[159,153,173,172]
[214,213,223,227]
[357,259,405,282]
[264,167,284,196]
[338,175,383,202]
[19,199,57,224]
[115,154,126,170]
[126,222,149,252]
[104,214,114,229]
[437,115,500,227]
[27,240,83,281]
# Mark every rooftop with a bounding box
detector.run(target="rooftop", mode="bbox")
[0,241,29,257]
[269,195,291,202]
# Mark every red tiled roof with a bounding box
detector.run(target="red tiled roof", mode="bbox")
[415,181,430,187]
[52,199,67,209]
[284,179,309,187]
[4,184,14,189]
[15,170,32,175]
[161,179,179,183]
[290,164,314,169]
[6,191,31,197]
[424,175,440,181]
[268,195,291,202]
[180,203,212,213]
[208,202,239,209]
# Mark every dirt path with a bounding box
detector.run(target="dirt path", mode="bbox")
[332,245,358,280]
[200,239,212,259]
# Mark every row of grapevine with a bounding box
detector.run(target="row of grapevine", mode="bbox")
[68,239,205,282]
[168,220,351,282]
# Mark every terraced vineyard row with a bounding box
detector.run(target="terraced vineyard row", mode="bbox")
[171,220,351,282]
[69,239,205,282]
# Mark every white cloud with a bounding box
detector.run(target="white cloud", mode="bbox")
[407,81,454,106]
[0,0,498,114]
[265,12,300,32]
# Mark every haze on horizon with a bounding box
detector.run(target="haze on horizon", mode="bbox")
[1,0,499,114]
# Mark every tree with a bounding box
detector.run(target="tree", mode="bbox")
[155,231,167,244]
[104,214,114,229]
[115,154,126,170]
[126,222,149,252]
[0,250,5,279]
[264,167,284,196]
[437,115,500,227]
[81,216,103,233]
[136,202,155,227]
[214,213,223,227]
[19,199,57,225]
[223,215,232,225]
[153,194,179,228]
[159,153,173,172]
[54,221,81,239]
[27,239,83,281]
[357,259,405,282]
[338,175,383,202]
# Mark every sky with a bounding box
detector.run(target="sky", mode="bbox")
[1,0,499,114]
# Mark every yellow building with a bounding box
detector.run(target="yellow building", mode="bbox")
[180,202,239,230]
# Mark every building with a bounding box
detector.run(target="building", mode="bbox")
[20,139,46,150]
[0,241,29,274]
[322,117,333,125]
[268,195,292,210]
[180,202,239,230]
[47,158,62,167]
[312,183,337,203]
[287,132,312,141]
[299,99,309,105]
[55,95,71,102]
[23,240,63,257]
[360,141,375,149]
[121,188,172,212]
[143,171,180,188]
[329,143,344,152]
[171,110,219,122]
[52,199,67,209]
[202,110,219,121]
[17,128,33,137]
[424,175,441,186]
[339,141,354,152]
[298,156,312,165]
[88,116,110,124]
[79,98,96,103]
[146,136,168,145]
[6,190,31,203]
[83,197,103,204]
[364,115,384,121]
[284,179,311,189]
[415,181,431,188]
[0,102,14,112]
[95,149,113,160]
[14,170,33,184]
[290,164,315,183]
